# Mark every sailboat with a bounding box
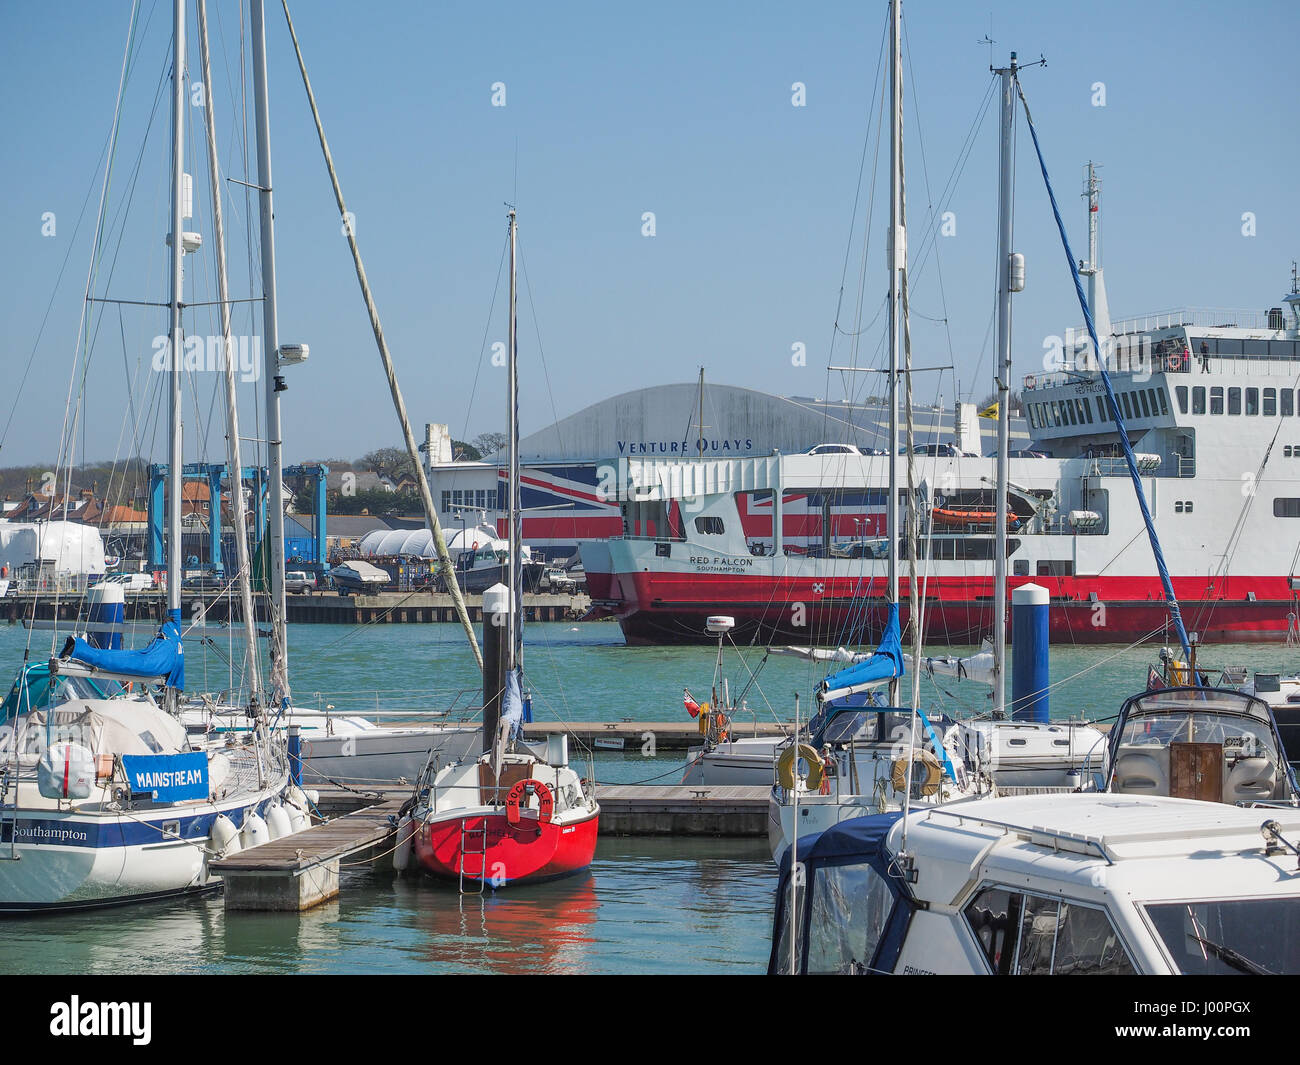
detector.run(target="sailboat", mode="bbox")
[765,0,982,861]
[0,0,299,912]
[404,211,599,889]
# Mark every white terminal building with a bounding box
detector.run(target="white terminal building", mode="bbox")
[414,382,1028,562]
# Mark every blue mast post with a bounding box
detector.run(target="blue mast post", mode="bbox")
[148,465,166,569]
[204,463,225,578]
[1011,583,1049,722]
[1014,79,1194,666]
[287,725,302,787]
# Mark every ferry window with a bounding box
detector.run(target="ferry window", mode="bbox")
[1208,387,1222,415]
[1273,341,1299,358]
[1265,388,1278,417]
[805,862,896,975]
[1138,391,1152,418]
[1193,387,1207,415]
[1081,398,1093,424]
[441,491,451,511]
[1217,339,1243,356]
[1228,388,1242,415]
[1175,387,1188,414]
[1076,399,1089,424]
[1096,397,1107,422]
[1027,406,1037,429]
[1065,401,1077,426]
[694,516,724,535]
[1243,340,1270,357]
[1051,404,1062,427]
[1246,388,1259,415]
[1284,391,1295,417]
[1156,389,1169,416]
[1274,498,1300,518]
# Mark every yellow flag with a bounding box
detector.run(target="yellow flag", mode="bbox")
[978,402,998,420]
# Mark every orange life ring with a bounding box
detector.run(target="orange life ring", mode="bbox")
[1165,352,1184,373]
[505,779,554,826]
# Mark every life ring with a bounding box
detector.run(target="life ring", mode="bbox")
[505,779,554,825]
[776,743,825,792]
[1165,352,1184,373]
[1024,374,1037,389]
[891,749,943,797]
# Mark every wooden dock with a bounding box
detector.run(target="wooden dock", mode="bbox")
[595,785,769,836]
[210,798,402,911]
[523,720,792,751]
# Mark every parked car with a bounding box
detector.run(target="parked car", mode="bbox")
[285,570,316,593]
[539,566,577,594]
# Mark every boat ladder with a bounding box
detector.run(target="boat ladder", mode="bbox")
[458,821,488,894]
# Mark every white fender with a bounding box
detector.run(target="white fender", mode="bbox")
[285,785,310,812]
[240,812,270,850]
[208,813,241,858]
[265,802,292,840]
[286,802,310,834]
[393,815,415,872]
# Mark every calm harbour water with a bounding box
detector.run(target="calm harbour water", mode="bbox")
[1,618,1295,974]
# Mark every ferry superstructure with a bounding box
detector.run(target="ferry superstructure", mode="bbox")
[589,288,1300,645]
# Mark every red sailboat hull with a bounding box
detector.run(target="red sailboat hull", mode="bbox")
[414,811,599,887]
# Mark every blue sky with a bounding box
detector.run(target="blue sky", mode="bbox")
[1,0,1296,472]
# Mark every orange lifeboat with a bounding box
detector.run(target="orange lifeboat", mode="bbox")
[931,507,1020,529]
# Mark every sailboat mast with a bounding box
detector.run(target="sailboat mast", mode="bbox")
[992,53,1018,717]
[165,0,185,626]
[197,0,262,705]
[507,209,522,672]
[886,0,902,705]
[251,0,290,694]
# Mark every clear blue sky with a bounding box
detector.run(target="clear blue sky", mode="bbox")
[1,0,1295,472]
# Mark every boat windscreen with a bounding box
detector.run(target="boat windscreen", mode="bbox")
[1145,898,1300,975]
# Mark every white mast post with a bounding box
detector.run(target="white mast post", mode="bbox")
[166,0,185,644]
[992,52,1018,718]
[887,0,903,706]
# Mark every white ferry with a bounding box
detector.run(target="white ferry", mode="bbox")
[591,282,1300,645]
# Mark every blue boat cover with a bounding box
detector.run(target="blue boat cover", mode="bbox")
[768,811,915,974]
[820,603,905,699]
[65,619,185,690]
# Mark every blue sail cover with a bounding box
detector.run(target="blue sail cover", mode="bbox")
[819,604,904,699]
[65,620,185,690]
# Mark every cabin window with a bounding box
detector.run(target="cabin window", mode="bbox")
[1076,398,1088,424]
[1080,398,1092,424]
[1138,390,1152,418]
[694,516,724,535]
[1208,387,1222,415]
[964,886,1136,975]
[1246,387,1259,416]
[1243,340,1270,357]
[1175,500,1194,513]
[1275,498,1300,518]
[1156,389,1169,416]
[1228,388,1242,415]
[1027,406,1037,429]
[1264,388,1278,417]
[1119,393,1131,420]
[1284,391,1295,417]
[1037,560,1073,576]
[805,862,897,975]
[1066,401,1077,426]
[1096,396,1108,422]
[1193,387,1206,415]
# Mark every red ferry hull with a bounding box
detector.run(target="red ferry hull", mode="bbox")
[612,571,1299,645]
[414,812,599,887]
